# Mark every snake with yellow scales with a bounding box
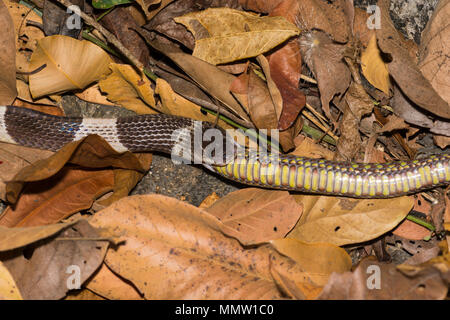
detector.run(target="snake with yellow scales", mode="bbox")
[0,105,448,198]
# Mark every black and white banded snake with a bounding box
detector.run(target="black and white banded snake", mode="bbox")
[0,105,448,198]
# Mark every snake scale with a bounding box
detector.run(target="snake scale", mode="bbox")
[0,105,449,198]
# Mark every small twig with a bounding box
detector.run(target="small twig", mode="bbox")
[301,110,339,142]
[54,0,144,74]
[16,63,46,75]
[300,74,317,84]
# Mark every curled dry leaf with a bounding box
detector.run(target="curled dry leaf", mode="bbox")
[0,219,109,300]
[418,0,450,104]
[0,0,17,105]
[205,188,303,245]
[318,257,448,299]
[174,7,300,65]
[288,195,414,246]
[29,35,112,98]
[89,194,311,299]
[376,0,450,120]
[98,63,159,114]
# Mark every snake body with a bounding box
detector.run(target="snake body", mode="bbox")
[1,106,449,198]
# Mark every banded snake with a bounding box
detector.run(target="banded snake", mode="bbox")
[0,105,448,198]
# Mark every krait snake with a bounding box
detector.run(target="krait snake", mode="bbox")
[0,105,448,198]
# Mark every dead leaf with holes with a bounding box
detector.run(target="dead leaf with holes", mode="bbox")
[205,188,302,245]
[288,195,414,246]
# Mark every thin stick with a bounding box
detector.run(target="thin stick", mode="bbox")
[300,74,317,84]
[54,0,144,73]
[304,102,329,127]
[301,110,339,142]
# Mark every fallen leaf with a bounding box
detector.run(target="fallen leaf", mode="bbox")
[418,0,450,104]
[0,221,75,252]
[85,263,143,300]
[376,0,450,120]
[89,194,304,299]
[5,134,146,204]
[434,135,450,149]
[0,0,17,104]
[29,35,112,98]
[145,36,251,123]
[155,78,232,128]
[75,83,116,106]
[16,80,56,106]
[288,195,414,246]
[198,192,220,209]
[205,188,302,245]
[174,7,300,65]
[0,168,115,227]
[0,219,109,300]
[6,0,45,73]
[0,143,53,201]
[98,63,158,114]
[289,135,334,160]
[361,34,391,95]
[318,257,448,299]
[299,31,351,120]
[0,261,22,299]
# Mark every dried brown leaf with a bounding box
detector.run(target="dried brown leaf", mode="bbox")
[0,219,109,300]
[418,0,450,104]
[376,0,450,120]
[89,194,304,299]
[288,195,414,246]
[0,0,17,104]
[318,257,448,299]
[205,188,302,245]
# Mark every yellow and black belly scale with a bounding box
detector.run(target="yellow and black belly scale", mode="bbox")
[211,152,450,198]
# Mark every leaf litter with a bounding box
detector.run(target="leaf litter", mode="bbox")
[0,0,448,300]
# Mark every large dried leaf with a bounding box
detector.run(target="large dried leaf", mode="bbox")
[376,0,450,120]
[418,0,450,104]
[89,194,308,299]
[288,195,414,246]
[174,7,300,65]
[29,35,112,98]
[0,0,17,104]
[0,168,115,227]
[98,63,159,114]
[0,219,109,300]
[361,34,391,95]
[318,257,448,299]
[205,188,302,245]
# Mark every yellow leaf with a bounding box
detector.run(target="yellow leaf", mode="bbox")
[361,34,391,94]
[0,261,22,300]
[174,8,300,65]
[288,195,414,246]
[29,35,112,98]
[98,63,158,114]
[155,78,232,128]
[361,35,391,95]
